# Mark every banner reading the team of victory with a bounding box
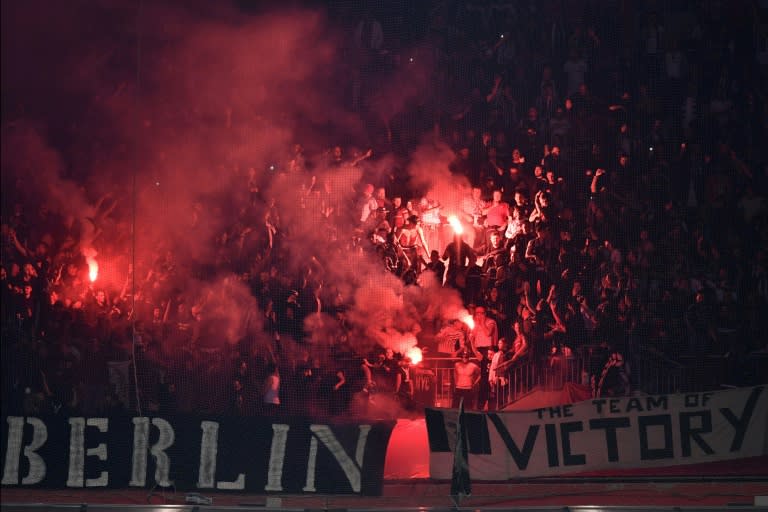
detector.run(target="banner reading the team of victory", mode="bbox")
[1,415,395,495]
[426,386,768,480]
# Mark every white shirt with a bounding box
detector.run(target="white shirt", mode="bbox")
[489,350,505,383]
[420,198,441,225]
[461,196,485,226]
[504,218,524,239]
[264,374,280,405]
[470,317,498,348]
[360,196,379,223]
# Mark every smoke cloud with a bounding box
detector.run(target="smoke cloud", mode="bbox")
[1,0,472,383]
[406,139,470,218]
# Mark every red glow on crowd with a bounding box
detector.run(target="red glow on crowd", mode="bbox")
[1,0,762,423]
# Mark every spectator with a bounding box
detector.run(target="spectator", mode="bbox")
[2,0,766,421]
[262,363,280,415]
[452,351,480,409]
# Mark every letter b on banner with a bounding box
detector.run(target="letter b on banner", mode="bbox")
[2,417,47,485]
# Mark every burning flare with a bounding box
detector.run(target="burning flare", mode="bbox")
[406,346,423,365]
[447,215,463,236]
[84,248,98,283]
[459,310,474,330]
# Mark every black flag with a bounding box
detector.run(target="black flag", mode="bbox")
[450,398,471,500]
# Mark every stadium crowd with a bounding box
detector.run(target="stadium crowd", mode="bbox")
[2,0,767,419]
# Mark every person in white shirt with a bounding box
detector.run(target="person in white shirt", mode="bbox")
[504,206,525,247]
[469,306,498,358]
[453,351,480,409]
[359,183,379,227]
[488,337,509,387]
[263,363,280,415]
[419,191,443,255]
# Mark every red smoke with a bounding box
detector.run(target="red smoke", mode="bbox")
[1,0,473,371]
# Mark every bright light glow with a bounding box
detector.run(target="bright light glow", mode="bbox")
[406,346,423,365]
[88,259,98,282]
[84,248,98,282]
[460,313,474,330]
[447,215,463,236]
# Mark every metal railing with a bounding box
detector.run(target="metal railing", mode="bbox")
[632,347,688,395]
[493,356,584,410]
[420,358,459,408]
[419,356,585,411]
[638,339,768,394]
[420,347,768,412]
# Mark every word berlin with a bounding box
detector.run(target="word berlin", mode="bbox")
[426,386,768,480]
[1,416,394,495]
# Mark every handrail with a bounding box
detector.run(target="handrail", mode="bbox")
[493,355,584,410]
[418,355,585,410]
[638,346,685,367]
[419,346,768,411]
[633,346,688,394]
[494,355,527,375]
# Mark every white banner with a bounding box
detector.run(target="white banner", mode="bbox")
[426,386,768,479]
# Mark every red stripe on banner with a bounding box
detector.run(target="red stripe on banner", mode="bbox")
[384,419,431,479]
[385,419,768,480]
